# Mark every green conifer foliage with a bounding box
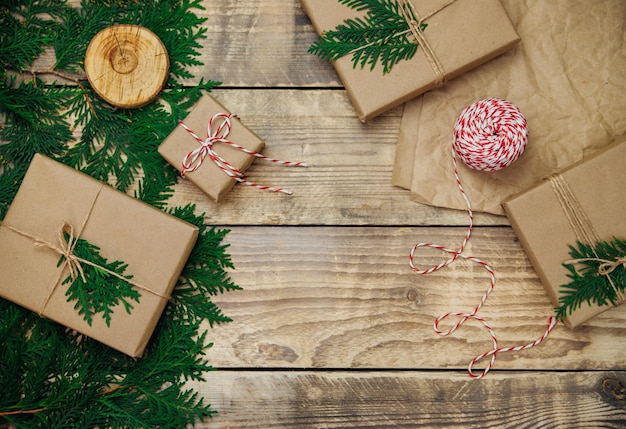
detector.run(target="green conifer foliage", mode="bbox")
[0,1,240,427]
[556,239,626,321]
[308,0,427,74]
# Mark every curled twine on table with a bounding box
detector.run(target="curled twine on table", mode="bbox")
[409,98,557,379]
[179,113,307,195]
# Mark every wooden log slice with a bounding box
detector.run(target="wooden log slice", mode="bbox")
[84,25,169,109]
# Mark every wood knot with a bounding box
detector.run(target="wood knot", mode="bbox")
[258,343,299,363]
[602,378,626,402]
[406,288,421,303]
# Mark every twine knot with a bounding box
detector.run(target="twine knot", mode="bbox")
[453,98,528,172]
[398,0,454,85]
[45,223,86,283]
[598,255,626,276]
[564,254,626,305]
[179,114,307,195]
[181,113,235,176]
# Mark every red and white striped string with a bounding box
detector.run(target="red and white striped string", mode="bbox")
[409,98,557,379]
[179,113,307,195]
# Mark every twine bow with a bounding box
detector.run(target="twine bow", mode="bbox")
[50,223,87,283]
[564,255,626,304]
[179,113,306,195]
[346,0,455,82]
[598,256,626,276]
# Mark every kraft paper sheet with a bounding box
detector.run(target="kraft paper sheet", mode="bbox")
[393,0,626,215]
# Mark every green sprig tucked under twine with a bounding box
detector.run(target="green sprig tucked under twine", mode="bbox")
[555,238,626,321]
[58,226,142,328]
[308,0,427,74]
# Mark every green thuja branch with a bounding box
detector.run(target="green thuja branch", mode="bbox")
[168,205,241,326]
[0,206,233,427]
[60,228,141,327]
[555,238,626,321]
[0,0,221,212]
[0,1,237,427]
[308,0,426,74]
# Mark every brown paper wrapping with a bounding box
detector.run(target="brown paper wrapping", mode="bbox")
[502,140,626,328]
[301,0,520,122]
[159,94,265,202]
[394,0,626,214]
[0,154,199,357]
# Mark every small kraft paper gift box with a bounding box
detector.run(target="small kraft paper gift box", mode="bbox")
[300,0,520,122]
[0,154,198,357]
[159,94,265,202]
[503,139,626,328]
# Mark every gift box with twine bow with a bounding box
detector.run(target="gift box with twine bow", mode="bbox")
[503,139,626,328]
[0,155,198,357]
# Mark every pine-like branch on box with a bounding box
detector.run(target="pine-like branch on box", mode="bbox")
[555,238,626,321]
[60,226,141,328]
[308,0,427,74]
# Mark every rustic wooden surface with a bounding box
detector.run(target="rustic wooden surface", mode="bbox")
[75,1,626,427]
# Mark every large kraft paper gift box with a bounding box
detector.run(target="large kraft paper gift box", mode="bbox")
[393,0,626,214]
[300,0,520,122]
[502,140,626,329]
[159,94,265,202]
[0,154,199,357]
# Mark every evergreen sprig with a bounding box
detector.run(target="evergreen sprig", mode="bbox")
[555,238,626,321]
[308,0,427,74]
[60,229,141,327]
[0,1,237,427]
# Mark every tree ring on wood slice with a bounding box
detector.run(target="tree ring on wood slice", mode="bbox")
[85,25,169,109]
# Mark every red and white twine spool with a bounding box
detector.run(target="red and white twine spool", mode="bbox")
[410,98,556,379]
[179,113,306,195]
[453,98,528,172]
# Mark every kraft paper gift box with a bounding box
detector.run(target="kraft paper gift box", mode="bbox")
[0,154,198,357]
[502,140,626,328]
[159,94,265,202]
[300,0,519,122]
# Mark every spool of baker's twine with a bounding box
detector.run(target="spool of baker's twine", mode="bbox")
[409,98,557,379]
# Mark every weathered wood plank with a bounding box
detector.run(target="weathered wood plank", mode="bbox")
[167,89,505,227]
[61,0,337,87]
[199,0,338,87]
[204,226,626,370]
[190,370,626,428]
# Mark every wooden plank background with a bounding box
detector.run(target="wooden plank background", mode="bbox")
[60,1,626,427]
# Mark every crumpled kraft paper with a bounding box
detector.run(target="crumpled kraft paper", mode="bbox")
[393,0,626,215]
